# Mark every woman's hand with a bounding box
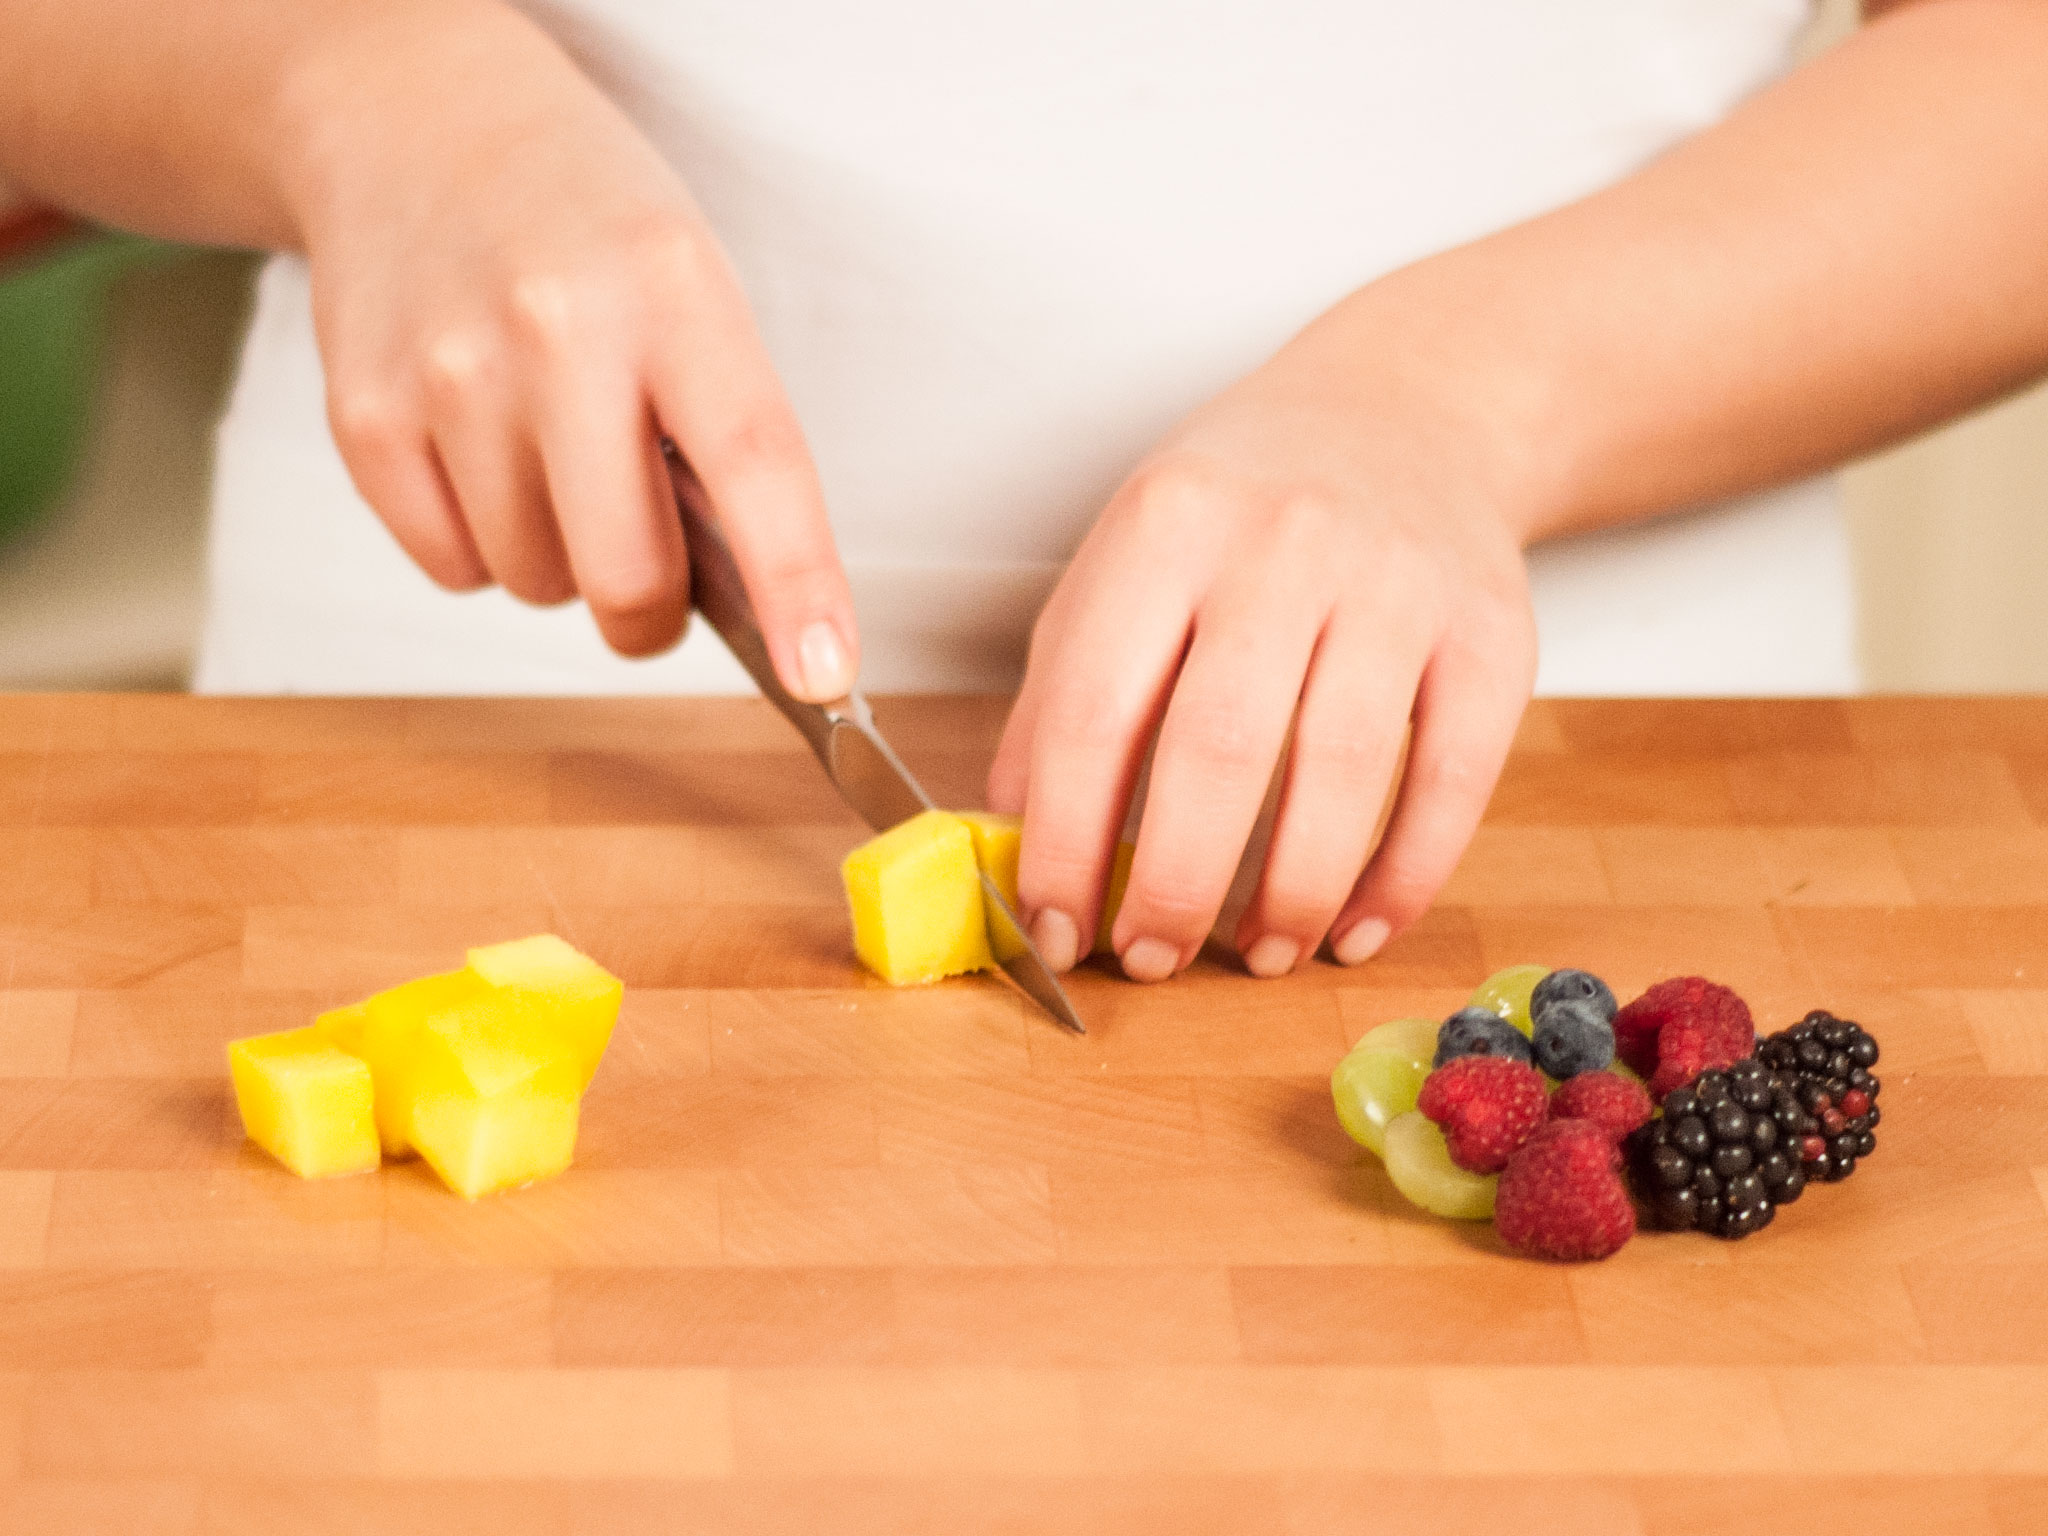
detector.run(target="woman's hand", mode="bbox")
[988,292,1543,980]
[281,3,857,692]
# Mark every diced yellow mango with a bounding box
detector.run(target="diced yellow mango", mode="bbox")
[315,968,491,1157]
[464,933,622,1090]
[408,1058,581,1200]
[1093,839,1136,955]
[841,808,993,985]
[227,1026,380,1179]
[957,811,1023,901]
[956,811,1026,960]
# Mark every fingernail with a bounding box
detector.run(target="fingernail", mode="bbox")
[1030,908,1078,973]
[1243,935,1299,979]
[796,621,853,699]
[1120,937,1180,984]
[1333,918,1390,967]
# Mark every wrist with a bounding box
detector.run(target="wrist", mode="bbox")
[1317,261,1584,550]
[266,0,577,253]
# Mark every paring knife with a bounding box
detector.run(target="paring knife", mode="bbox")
[661,441,1085,1035]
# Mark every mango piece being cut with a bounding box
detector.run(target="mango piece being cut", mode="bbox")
[842,808,993,984]
[846,810,1139,983]
[956,811,1026,961]
[958,811,1134,960]
[227,1026,380,1179]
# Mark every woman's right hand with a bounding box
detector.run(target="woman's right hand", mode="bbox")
[279,1,858,694]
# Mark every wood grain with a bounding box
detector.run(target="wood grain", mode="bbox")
[1,694,2045,1532]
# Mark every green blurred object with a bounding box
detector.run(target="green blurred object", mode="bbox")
[0,232,164,549]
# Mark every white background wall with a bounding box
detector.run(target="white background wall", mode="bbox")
[2,1,2044,692]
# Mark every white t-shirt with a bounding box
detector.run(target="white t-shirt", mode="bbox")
[197,0,1857,696]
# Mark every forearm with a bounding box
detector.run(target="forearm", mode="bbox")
[0,0,561,250]
[1339,0,2048,542]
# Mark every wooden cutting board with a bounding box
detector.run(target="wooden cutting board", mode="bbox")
[1,693,2045,1534]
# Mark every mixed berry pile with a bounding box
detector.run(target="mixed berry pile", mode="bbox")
[1331,966,1883,1263]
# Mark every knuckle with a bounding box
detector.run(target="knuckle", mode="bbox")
[1165,699,1269,778]
[420,327,498,397]
[751,548,841,607]
[1016,841,1107,911]
[586,564,678,621]
[1124,456,1222,531]
[503,271,584,350]
[327,383,410,459]
[1269,487,1343,544]
[633,218,716,289]
[703,407,810,482]
[1126,867,1220,932]
[1410,744,1495,803]
[1038,682,1141,758]
[1370,864,1439,928]
[1293,721,1386,787]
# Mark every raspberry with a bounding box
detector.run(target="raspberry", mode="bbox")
[1612,977,1757,1099]
[1494,1119,1636,1262]
[1548,1070,1652,1143]
[1415,1056,1549,1174]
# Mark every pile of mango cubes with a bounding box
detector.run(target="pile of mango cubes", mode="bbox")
[841,809,1132,984]
[226,935,622,1199]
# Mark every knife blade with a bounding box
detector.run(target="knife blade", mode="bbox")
[661,442,1084,1035]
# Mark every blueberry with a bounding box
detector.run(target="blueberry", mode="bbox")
[1432,1007,1535,1069]
[1530,968,1617,1026]
[1530,998,1615,1079]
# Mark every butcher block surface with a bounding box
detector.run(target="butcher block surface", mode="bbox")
[2,692,2047,1534]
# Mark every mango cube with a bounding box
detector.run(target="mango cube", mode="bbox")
[466,933,623,1089]
[956,811,1027,961]
[316,968,491,1157]
[847,810,1140,982]
[841,808,993,984]
[227,1026,380,1179]
[401,980,585,1199]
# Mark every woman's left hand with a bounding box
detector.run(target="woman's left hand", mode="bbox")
[987,291,1545,981]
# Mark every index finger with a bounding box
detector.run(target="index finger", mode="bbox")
[642,235,859,700]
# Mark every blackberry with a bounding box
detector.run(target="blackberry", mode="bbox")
[1627,1056,1808,1238]
[1756,1010,1881,1183]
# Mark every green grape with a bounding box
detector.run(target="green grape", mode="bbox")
[1382,1111,1498,1221]
[1469,963,1551,1038]
[1332,1047,1431,1157]
[1351,1016,1439,1063]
